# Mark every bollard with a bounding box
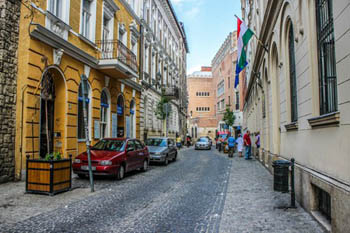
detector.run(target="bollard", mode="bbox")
[291,158,296,208]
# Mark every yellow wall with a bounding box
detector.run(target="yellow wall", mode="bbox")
[15,0,141,179]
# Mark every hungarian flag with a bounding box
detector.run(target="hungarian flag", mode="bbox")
[235,17,254,88]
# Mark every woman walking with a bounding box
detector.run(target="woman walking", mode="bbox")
[236,134,243,157]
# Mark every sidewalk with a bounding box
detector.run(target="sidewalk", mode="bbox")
[0,174,115,226]
[218,153,325,233]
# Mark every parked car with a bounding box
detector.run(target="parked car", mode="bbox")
[146,138,177,165]
[195,137,211,150]
[73,138,150,180]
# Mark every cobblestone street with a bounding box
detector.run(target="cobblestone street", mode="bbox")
[0,148,324,233]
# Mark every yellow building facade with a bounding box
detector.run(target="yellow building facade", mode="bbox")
[15,0,142,179]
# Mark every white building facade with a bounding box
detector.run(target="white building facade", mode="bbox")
[140,0,189,140]
[241,0,350,232]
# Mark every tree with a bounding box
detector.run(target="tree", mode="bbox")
[223,108,236,128]
[155,96,172,120]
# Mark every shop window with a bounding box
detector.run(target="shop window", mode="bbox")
[100,90,109,138]
[78,82,90,140]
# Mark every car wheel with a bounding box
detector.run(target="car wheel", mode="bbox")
[164,156,169,166]
[77,174,86,179]
[141,160,148,172]
[117,165,125,180]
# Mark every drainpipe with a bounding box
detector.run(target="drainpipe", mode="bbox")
[19,85,29,180]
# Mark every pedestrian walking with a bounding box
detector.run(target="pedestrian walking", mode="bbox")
[255,132,260,149]
[176,135,182,149]
[244,130,252,160]
[227,135,236,158]
[236,134,243,157]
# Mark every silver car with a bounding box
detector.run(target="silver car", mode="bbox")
[146,138,178,166]
[195,137,211,150]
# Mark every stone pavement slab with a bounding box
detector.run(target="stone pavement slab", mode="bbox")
[218,153,325,233]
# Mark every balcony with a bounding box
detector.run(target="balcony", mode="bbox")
[96,40,138,78]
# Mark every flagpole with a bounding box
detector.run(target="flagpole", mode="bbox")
[234,14,268,53]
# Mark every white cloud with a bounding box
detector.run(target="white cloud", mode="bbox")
[187,65,202,75]
[172,0,203,19]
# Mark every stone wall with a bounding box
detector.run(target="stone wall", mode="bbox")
[0,0,20,183]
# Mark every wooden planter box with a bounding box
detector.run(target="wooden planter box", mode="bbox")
[26,155,72,196]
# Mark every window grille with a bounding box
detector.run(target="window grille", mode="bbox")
[315,186,332,221]
[289,23,298,122]
[316,0,337,115]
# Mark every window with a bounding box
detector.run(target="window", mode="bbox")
[130,100,136,138]
[134,140,143,150]
[102,16,110,41]
[228,76,230,88]
[82,0,92,38]
[49,0,62,18]
[100,90,109,138]
[236,92,240,110]
[314,185,331,222]
[78,83,90,140]
[316,0,337,115]
[127,140,135,151]
[262,94,266,118]
[217,80,225,96]
[289,23,298,122]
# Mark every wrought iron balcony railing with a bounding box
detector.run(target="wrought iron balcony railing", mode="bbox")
[96,39,138,73]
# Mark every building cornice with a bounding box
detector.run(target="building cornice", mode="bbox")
[120,79,142,92]
[30,24,99,68]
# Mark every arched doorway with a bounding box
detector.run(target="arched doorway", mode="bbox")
[39,67,66,158]
[130,99,136,138]
[117,95,125,137]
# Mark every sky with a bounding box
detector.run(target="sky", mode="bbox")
[171,0,242,74]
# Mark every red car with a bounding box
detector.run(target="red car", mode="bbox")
[73,138,150,180]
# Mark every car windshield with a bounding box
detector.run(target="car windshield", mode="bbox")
[91,139,125,152]
[145,138,167,147]
[198,138,208,142]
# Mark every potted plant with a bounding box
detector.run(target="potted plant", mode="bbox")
[26,152,72,196]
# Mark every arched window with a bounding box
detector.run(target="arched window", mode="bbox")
[288,23,298,122]
[100,90,109,138]
[78,82,90,140]
[130,99,136,138]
